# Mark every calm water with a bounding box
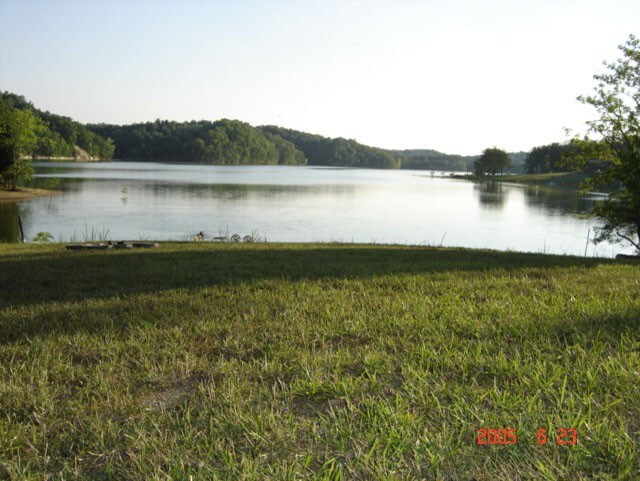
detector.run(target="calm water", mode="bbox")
[0,162,628,257]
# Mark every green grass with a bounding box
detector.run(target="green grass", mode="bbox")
[500,172,588,187]
[0,242,638,480]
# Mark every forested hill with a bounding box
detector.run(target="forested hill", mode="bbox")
[88,120,307,165]
[0,92,115,160]
[257,126,526,171]
[3,91,528,169]
[259,126,401,169]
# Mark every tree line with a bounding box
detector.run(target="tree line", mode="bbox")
[2,90,539,179]
[89,120,306,165]
[259,126,401,169]
[391,149,470,171]
[473,142,607,176]
[0,91,625,180]
[89,122,403,169]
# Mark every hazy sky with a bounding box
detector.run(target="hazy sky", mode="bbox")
[1,0,638,155]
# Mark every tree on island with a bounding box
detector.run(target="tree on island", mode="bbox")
[474,147,511,176]
[564,34,640,252]
[0,99,43,190]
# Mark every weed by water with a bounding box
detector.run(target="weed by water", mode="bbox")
[81,224,111,242]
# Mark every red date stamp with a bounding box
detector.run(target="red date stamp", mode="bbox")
[476,428,517,445]
[477,427,577,445]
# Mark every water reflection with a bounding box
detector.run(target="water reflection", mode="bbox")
[521,184,595,215]
[139,182,357,201]
[472,180,597,217]
[0,163,628,256]
[474,182,508,210]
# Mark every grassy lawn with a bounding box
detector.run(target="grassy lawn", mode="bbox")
[0,242,638,480]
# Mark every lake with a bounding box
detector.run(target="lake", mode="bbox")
[0,161,628,257]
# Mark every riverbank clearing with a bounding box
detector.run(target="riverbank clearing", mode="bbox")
[1,242,638,479]
[0,186,60,202]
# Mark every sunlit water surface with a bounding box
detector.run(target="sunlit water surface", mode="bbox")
[0,162,629,257]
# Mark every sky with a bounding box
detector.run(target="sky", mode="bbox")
[1,0,638,155]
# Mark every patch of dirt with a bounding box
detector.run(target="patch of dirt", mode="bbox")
[289,368,405,418]
[326,332,371,349]
[139,370,216,411]
[291,395,349,418]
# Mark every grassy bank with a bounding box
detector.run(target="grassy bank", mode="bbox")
[500,172,588,187]
[0,187,60,202]
[0,243,638,480]
[452,172,587,188]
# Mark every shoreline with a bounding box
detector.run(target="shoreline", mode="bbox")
[0,187,60,202]
[449,171,587,188]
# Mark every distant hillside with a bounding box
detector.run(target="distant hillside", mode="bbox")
[259,126,401,169]
[89,120,307,165]
[0,91,115,160]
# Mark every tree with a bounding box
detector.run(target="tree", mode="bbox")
[0,100,43,190]
[565,34,640,252]
[524,142,571,174]
[474,147,511,176]
[1,91,115,161]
